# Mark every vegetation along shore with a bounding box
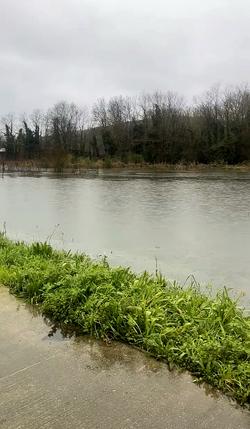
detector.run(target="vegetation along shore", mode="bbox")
[1,85,250,168]
[0,235,249,406]
[4,158,250,174]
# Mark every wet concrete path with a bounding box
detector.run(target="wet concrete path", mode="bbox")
[0,287,249,429]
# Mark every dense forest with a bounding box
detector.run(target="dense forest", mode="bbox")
[1,85,250,165]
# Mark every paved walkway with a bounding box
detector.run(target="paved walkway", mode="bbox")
[0,287,249,429]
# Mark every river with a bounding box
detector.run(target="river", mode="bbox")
[1,170,250,301]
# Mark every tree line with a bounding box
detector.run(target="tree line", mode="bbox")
[1,85,250,164]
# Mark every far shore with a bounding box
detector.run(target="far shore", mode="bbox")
[3,158,250,174]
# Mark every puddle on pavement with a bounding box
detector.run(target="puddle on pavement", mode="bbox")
[0,286,245,408]
[0,287,165,374]
[1,288,249,429]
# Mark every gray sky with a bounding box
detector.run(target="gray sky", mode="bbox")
[0,0,249,115]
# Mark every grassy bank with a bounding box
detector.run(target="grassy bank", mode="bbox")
[0,235,249,405]
[4,158,250,173]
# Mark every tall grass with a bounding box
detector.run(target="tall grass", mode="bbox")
[0,234,249,405]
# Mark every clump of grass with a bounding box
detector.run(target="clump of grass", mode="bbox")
[0,234,249,406]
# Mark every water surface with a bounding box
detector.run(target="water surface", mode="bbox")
[1,170,250,300]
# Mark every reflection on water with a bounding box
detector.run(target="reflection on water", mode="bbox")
[1,170,250,300]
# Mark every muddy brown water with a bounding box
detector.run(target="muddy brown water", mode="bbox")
[0,287,249,429]
[1,170,250,302]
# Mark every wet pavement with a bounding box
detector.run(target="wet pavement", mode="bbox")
[0,287,249,429]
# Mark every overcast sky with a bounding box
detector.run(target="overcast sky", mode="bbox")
[0,0,249,115]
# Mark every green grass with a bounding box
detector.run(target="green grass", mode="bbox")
[0,234,249,406]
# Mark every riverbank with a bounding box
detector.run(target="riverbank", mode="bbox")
[0,235,249,406]
[3,158,250,173]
